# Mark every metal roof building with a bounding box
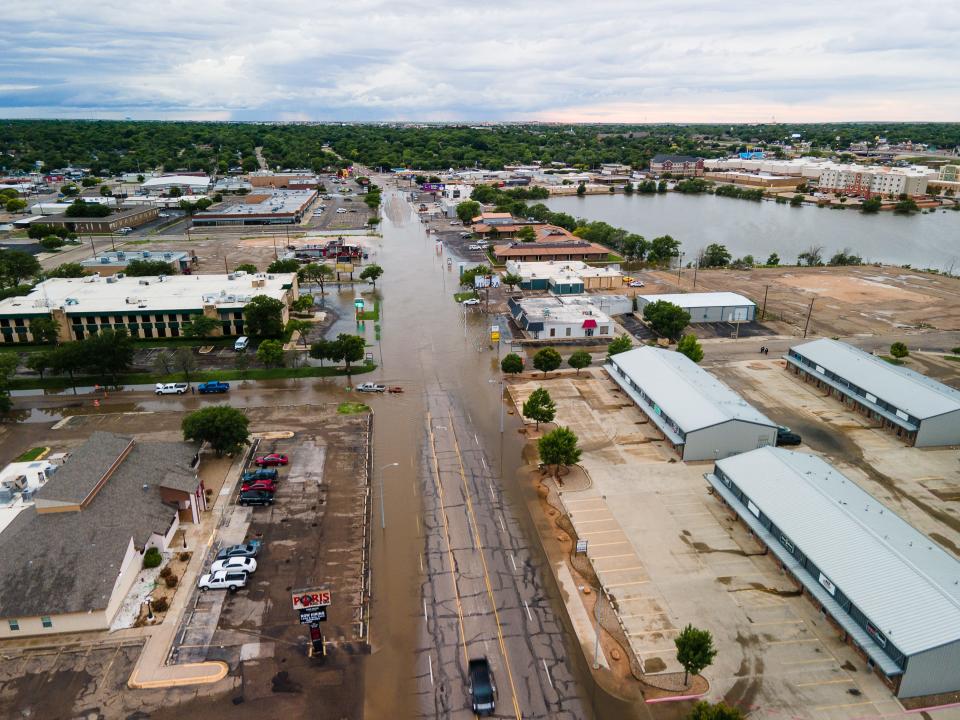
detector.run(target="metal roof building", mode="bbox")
[605,347,777,460]
[636,292,756,323]
[787,338,960,447]
[708,447,960,698]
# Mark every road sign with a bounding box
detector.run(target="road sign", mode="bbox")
[292,589,332,611]
[576,539,588,554]
[299,608,328,624]
[354,298,365,309]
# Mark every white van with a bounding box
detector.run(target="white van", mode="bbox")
[234,336,249,352]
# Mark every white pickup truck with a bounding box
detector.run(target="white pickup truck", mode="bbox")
[155,382,189,395]
[356,383,386,393]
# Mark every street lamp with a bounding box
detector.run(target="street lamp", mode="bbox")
[379,462,399,530]
[677,251,684,283]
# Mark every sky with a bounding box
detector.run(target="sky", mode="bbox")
[2,0,958,122]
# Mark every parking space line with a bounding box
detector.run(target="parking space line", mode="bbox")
[606,580,650,589]
[598,566,645,573]
[781,658,836,666]
[563,497,607,506]
[574,518,619,525]
[795,678,854,688]
[592,553,635,560]
[580,529,626,537]
[812,700,875,711]
[629,628,680,637]
[621,611,670,620]
[591,541,631,548]
[569,508,614,515]
[766,638,818,645]
[750,620,805,627]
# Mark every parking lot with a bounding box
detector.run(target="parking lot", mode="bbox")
[508,368,930,718]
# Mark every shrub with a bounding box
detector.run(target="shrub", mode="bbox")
[143,547,162,568]
[151,597,169,613]
[159,566,172,579]
[164,574,179,588]
[179,551,192,562]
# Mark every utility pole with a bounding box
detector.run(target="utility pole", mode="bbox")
[693,261,698,289]
[803,297,815,338]
[760,285,770,321]
[677,251,684,284]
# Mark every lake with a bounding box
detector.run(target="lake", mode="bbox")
[544,193,960,270]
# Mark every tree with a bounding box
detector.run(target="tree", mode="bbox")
[0,250,41,288]
[675,624,717,687]
[701,243,731,268]
[243,295,286,338]
[894,198,919,214]
[174,347,198,383]
[124,259,175,276]
[890,341,910,359]
[515,226,536,243]
[182,406,250,457]
[29,316,60,345]
[99,185,113,196]
[183,315,219,339]
[523,388,556,430]
[152,349,175,376]
[309,339,341,367]
[861,197,883,213]
[60,184,78,196]
[267,258,300,274]
[765,252,780,266]
[456,200,481,224]
[459,264,491,289]
[5,198,27,213]
[40,235,65,251]
[47,262,86,278]
[501,353,524,374]
[82,328,134,384]
[567,350,592,375]
[607,334,633,357]
[829,249,863,266]
[677,334,704,363]
[234,263,258,273]
[333,333,366,381]
[291,294,314,313]
[298,262,334,295]
[360,264,384,287]
[169,186,182,198]
[687,701,744,720]
[537,427,581,481]
[643,301,691,340]
[790,193,805,207]
[49,342,87,393]
[0,355,18,413]
[256,339,285,368]
[27,351,52,380]
[648,235,681,263]
[576,182,586,196]
[502,273,523,292]
[285,319,311,347]
[797,245,824,266]
[234,351,251,379]
[532,347,562,377]
[623,181,633,194]
[64,200,111,218]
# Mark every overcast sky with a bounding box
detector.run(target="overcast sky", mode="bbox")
[2,0,958,122]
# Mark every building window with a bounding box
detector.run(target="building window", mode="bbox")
[565,328,572,337]
[549,328,556,337]
[8,619,19,631]
[13,318,24,327]
[41,616,52,628]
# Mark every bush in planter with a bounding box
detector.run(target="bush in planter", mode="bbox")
[179,551,191,562]
[159,566,172,579]
[165,574,179,588]
[143,547,162,569]
[151,597,169,613]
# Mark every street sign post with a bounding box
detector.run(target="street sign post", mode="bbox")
[298,608,328,624]
[293,589,332,657]
[292,589,332,610]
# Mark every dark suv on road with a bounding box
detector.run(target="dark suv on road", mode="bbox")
[468,658,495,716]
[239,489,275,507]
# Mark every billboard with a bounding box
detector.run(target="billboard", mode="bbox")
[291,589,332,610]
[421,183,446,191]
[474,275,501,289]
[335,262,354,273]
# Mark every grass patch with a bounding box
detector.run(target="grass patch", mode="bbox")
[11,362,377,391]
[944,354,960,362]
[453,291,478,303]
[337,402,370,414]
[135,337,234,349]
[880,355,906,365]
[15,447,49,462]
[606,252,624,262]
[358,299,380,321]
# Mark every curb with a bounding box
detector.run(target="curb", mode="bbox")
[127,660,229,689]
[645,689,709,704]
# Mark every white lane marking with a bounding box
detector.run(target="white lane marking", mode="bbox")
[419,552,423,572]
[423,599,428,621]
[428,655,434,685]
[542,659,554,689]
[489,485,496,503]
[480,456,487,470]
[509,552,517,571]
[523,600,533,622]
[498,513,506,533]
[474,433,480,446]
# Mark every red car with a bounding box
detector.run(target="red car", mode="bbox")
[241,479,277,493]
[256,453,289,467]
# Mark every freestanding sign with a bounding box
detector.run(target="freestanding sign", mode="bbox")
[292,589,332,611]
[298,608,328,624]
[575,539,588,554]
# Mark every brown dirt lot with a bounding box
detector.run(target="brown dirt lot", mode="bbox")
[647,265,960,335]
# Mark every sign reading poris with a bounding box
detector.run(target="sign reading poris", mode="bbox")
[292,589,332,611]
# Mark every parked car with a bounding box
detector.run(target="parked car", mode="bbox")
[336,208,348,214]
[356,383,386,393]
[241,479,277,493]
[468,658,496,716]
[216,542,261,560]
[628,280,645,288]
[776,426,802,446]
[210,557,257,574]
[449,220,460,225]
[461,298,481,306]
[459,231,472,238]
[117,226,133,235]
[234,336,250,352]
[198,569,248,592]
[239,489,275,506]
[243,468,278,482]
[255,453,289,466]
[198,380,230,394]
[155,382,188,395]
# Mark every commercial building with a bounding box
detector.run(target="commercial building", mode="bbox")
[505,260,624,292]
[493,239,609,263]
[37,205,159,234]
[248,173,319,189]
[0,433,205,638]
[0,271,297,343]
[818,165,929,198]
[702,171,802,189]
[606,347,777,460]
[80,249,192,275]
[636,292,756,323]
[786,338,960,447]
[193,189,317,226]
[508,296,614,340]
[140,175,211,195]
[707,447,960,698]
[649,154,704,177]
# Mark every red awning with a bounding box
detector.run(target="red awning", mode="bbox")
[582,319,597,329]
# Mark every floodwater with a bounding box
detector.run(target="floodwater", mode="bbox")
[545,192,960,270]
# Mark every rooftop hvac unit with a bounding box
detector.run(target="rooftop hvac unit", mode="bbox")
[106,276,117,284]
[100,256,110,264]
[227,273,237,280]
[2,476,26,492]
[143,251,151,258]
[139,279,150,285]
[163,252,172,259]
[20,489,32,502]
[116,251,126,260]
[0,488,12,505]
[64,298,79,306]
[116,272,125,279]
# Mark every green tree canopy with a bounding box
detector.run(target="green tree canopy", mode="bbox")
[82,328,134,384]
[675,624,718,686]
[234,263,259,274]
[532,347,562,377]
[456,200,481,223]
[688,701,744,720]
[243,295,286,338]
[648,235,681,263]
[501,353,524,374]
[515,226,536,242]
[459,265,491,289]
[522,387,557,430]
[607,334,633,357]
[309,338,342,366]
[124,259,175,277]
[29,316,60,345]
[677,334,704,363]
[701,243,731,267]
[765,252,780,266]
[183,315,220,339]
[359,264,384,287]
[643,301,691,340]
[256,339,285,367]
[502,273,523,291]
[333,333,366,380]
[890,341,910,359]
[537,426,581,480]
[267,258,301,273]
[298,262,334,293]
[182,405,250,456]
[0,355,19,413]
[0,250,41,288]
[64,200,111,217]
[568,350,592,375]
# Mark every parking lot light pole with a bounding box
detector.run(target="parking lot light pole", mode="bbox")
[379,462,399,530]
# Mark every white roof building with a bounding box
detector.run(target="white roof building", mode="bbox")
[141,175,211,193]
[606,346,776,460]
[636,292,756,323]
[709,447,960,698]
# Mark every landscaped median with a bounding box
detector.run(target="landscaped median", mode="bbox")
[10,362,377,391]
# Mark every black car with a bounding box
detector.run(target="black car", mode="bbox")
[243,468,278,482]
[468,658,495,716]
[776,426,802,446]
[239,489,275,507]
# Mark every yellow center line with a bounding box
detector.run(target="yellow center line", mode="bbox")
[447,416,523,720]
[426,411,470,668]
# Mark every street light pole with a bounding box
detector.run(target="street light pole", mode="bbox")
[379,462,399,530]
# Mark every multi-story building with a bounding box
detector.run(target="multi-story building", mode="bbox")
[649,154,704,177]
[0,272,297,343]
[193,189,317,226]
[37,205,159,234]
[818,165,929,198]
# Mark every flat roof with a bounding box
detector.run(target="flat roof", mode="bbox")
[195,189,314,218]
[506,260,621,281]
[607,347,775,432]
[517,296,612,324]
[715,448,960,656]
[141,175,211,188]
[0,272,293,316]
[638,292,755,308]
[790,339,960,420]
[80,250,189,268]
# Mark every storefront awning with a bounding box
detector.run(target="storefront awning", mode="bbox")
[582,319,597,329]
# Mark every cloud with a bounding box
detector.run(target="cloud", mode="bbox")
[0,0,957,120]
